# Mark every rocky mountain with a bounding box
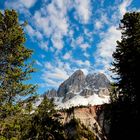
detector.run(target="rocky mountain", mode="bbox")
[57,70,86,97]
[46,70,110,109]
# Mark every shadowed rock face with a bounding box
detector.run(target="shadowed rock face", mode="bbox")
[57,70,86,97]
[80,89,94,97]
[85,73,110,89]
[60,105,109,140]
[45,89,57,98]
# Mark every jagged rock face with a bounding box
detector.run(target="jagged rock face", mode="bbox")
[80,89,94,97]
[85,73,110,89]
[46,70,110,107]
[45,89,57,98]
[57,70,86,97]
[60,105,108,140]
[57,71,110,102]
[98,88,110,97]
[62,92,76,102]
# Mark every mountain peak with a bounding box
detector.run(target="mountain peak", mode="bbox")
[73,69,84,75]
[57,69,85,98]
[86,72,110,89]
[46,70,110,108]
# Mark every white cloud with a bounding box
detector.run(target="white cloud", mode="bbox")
[80,43,90,50]
[40,54,45,59]
[85,60,91,67]
[94,13,109,30]
[40,41,48,51]
[74,0,91,24]
[44,62,53,70]
[63,51,72,60]
[83,52,90,58]
[95,20,103,30]
[33,0,69,50]
[76,36,84,45]
[20,0,37,8]
[42,60,72,87]
[36,60,42,66]
[74,36,90,51]
[5,0,36,10]
[51,32,65,50]
[41,58,92,88]
[26,25,43,40]
[119,0,132,17]
[73,59,91,67]
[94,26,121,78]
[101,13,109,25]
[43,68,69,80]
[93,0,133,79]
[5,1,31,17]
[5,0,93,52]
[81,68,88,75]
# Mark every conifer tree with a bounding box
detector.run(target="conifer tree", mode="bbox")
[110,12,140,140]
[0,9,36,139]
[20,97,66,140]
[112,12,140,105]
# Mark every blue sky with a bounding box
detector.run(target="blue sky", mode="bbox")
[0,0,140,94]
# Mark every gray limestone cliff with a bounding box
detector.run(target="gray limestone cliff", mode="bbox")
[46,70,110,104]
[57,70,85,97]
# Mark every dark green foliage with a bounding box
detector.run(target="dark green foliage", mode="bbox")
[0,9,36,106]
[20,97,66,140]
[109,12,140,140]
[112,12,140,104]
[64,118,96,140]
[0,9,72,140]
[0,9,36,139]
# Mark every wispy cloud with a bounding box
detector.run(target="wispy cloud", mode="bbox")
[20,0,37,8]
[26,25,43,40]
[5,0,37,9]
[119,0,132,17]
[74,0,92,24]
[3,0,138,91]
[94,12,109,31]
[39,41,48,51]
[41,60,71,87]
[95,20,103,30]
[74,60,91,67]
[35,60,43,67]
[63,51,72,60]
[4,0,36,17]
[94,26,121,77]
[72,36,91,51]
[80,43,90,50]
[41,58,92,88]
[33,0,69,50]
[94,0,134,80]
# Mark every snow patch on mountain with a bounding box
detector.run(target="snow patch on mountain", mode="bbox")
[55,93,110,109]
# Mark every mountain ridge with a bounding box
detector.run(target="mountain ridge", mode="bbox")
[45,70,110,109]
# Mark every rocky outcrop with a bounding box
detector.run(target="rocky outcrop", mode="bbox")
[60,105,109,140]
[45,89,57,98]
[98,88,110,98]
[62,92,76,102]
[80,89,94,97]
[85,73,110,90]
